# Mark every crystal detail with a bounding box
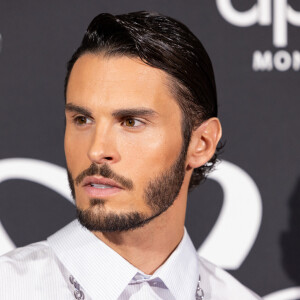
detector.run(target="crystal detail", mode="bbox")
[69,275,85,300]
[195,275,204,299]
[74,290,85,300]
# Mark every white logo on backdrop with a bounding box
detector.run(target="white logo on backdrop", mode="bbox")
[216,0,300,47]
[0,157,298,299]
[0,158,72,254]
[216,0,300,71]
[198,160,262,270]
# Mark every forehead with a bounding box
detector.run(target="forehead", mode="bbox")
[66,53,181,115]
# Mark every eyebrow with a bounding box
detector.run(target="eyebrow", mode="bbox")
[112,108,158,118]
[65,103,92,117]
[65,103,158,119]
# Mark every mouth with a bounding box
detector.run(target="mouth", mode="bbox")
[81,176,123,197]
[89,183,115,189]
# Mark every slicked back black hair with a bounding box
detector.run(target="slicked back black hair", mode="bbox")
[65,11,221,191]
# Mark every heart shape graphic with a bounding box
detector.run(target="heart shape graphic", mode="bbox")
[199,160,262,269]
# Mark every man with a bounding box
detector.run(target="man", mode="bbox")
[0,11,262,299]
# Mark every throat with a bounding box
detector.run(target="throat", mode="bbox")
[93,223,184,275]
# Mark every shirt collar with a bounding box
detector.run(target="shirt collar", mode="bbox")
[151,227,200,299]
[47,220,199,299]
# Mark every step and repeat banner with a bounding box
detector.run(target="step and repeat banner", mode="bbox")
[0,1,299,299]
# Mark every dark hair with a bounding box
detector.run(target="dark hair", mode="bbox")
[65,11,222,191]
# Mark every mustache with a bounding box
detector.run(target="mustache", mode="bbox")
[74,163,134,190]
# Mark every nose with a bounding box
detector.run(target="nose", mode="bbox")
[87,124,120,165]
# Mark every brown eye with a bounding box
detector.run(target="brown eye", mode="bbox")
[125,118,136,127]
[122,118,144,128]
[74,116,92,125]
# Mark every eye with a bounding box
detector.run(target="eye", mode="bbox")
[73,115,92,126]
[123,118,144,128]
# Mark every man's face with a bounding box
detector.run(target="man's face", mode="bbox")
[65,54,187,232]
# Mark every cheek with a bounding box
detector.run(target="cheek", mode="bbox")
[117,127,182,181]
[64,128,90,173]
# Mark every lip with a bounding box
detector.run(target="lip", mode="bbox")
[82,176,123,188]
[81,176,123,198]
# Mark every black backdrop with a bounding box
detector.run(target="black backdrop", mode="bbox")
[0,1,300,299]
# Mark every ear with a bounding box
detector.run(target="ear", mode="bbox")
[186,117,222,169]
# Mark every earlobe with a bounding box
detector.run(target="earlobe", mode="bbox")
[187,117,222,169]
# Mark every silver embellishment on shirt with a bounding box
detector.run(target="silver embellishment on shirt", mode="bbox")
[69,275,75,284]
[69,275,85,300]
[195,275,204,300]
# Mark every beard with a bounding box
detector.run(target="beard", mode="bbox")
[67,145,187,232]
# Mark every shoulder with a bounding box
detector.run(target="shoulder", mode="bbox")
[0,241,55,272]
[198,256,262,300]
[0,241,70,298]
[0,241,60,280]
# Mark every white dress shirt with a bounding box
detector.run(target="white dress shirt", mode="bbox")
[0,220,262,299]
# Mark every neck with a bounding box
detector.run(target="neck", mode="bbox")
[93,195,186,275]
